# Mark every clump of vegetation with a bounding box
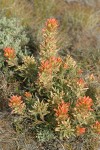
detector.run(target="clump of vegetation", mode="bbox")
[0,1,100,149]
[1,18,99,150]
[0,16,29,110]
[0,17,29,67]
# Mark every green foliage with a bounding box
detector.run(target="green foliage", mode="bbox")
[36,127,55,143]
[17,55,38,81]
[55,119,75,139]
[0,16,30,110]
[29,98,49,121]
[0,17,29,58]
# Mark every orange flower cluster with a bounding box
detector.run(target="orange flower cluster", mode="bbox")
[4,47,16,59]
[76,126,86,136]
[24,92,32,98]
[45,18,58,32]
[39,57,62,74]
[51,57,62,63]
[9,95,25,114]
[76,96,93,111]
[92,121,100,134]
[77,78,85,86]
[40,59,52,73]
[54,100,69,120]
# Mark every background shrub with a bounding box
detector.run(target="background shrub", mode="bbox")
[0,17,29,55]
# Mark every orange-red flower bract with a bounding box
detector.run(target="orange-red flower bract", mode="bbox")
[92,121,100,134]
[54,100,69,119]
[25,92,32,98]
[9,95,25,114]
[39,57,62,74]
[77,78,85,86]
[39,59,52,73]
[44,18,58,31]
[76,96,93,111]
[4,47,16,59]
[76,126,86,136]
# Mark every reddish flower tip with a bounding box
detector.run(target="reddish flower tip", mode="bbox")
[76,126,86,136]
[45,18,58,31]
[4,47,16,59]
